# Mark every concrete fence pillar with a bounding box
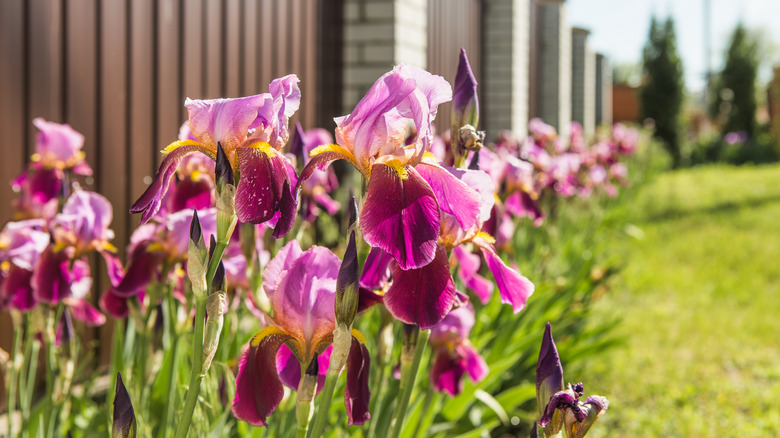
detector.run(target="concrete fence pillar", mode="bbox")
[595,53,613,127]
[342,0,428,112]
[482,0,530,140]
[534,0,571,141]
[571,27,595,138]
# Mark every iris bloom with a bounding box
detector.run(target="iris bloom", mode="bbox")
[232,241,370,426]
[298,65,457,270]
[30,118,92,175]
[0,220,49,311]
[535,323,608,438]
[131,75,300,237]
[428,304,487,396]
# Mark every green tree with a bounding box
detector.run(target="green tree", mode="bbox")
[710,23,759,137]
[640,17,685,168]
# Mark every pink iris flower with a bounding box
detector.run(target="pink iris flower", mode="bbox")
[290,123,341,221]
[297,65,461,271]
[130,75,301,237]
[428,304,487,396]
[50,190,116,258]
[232,241,371,427]
[0,220,49,311]
[31,118,92,175]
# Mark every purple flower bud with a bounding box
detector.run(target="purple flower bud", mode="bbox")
[536,323,564,418]
[215,142,234,188]
[452,48,479,129]
[190,210,202,245]
[112,373,137,438]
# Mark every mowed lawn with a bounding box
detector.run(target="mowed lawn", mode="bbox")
[580,163,780,437]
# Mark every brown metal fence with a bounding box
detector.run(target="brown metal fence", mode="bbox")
[0,0,344,390]
[426,0,483,134]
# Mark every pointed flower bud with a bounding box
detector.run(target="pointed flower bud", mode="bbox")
[112,373,137,438]
[536,322,564,418]
[215,143,238,242]
[335,196,359,327]
[187,211,208,298]
[452,48,479,130]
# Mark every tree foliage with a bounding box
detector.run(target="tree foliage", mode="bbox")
[710,23,760,138]
[640,17,684,168]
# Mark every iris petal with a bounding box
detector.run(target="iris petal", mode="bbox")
[384,244,455,329]
[345,336,371,425]
[360,164,439,270]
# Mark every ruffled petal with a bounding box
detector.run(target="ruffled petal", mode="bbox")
[130,143,214,223]
[361,164,439,270]
[32,247,71,303]
[384,243,455,329]
[262,240,303,301]
[232,329,293,427]
[345,336,371,425]
[185,94,267,152]
[416,160,482,231]
[474,237,534,314]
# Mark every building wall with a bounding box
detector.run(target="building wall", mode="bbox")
[595,53,613,126]
[536,0,571,140]
[571,27,595,137]
[613,83,641,123]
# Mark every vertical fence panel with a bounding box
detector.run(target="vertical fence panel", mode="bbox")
[427,0,483,134]
[0,0,27,225]
[157,0,182,167]
[205,0,223,98]
[182,0,205,100]
[242,0,259,95]
[28,0,64,153]
[225,0,242,97]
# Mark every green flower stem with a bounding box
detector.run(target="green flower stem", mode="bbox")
[44,304,64,438]
[367,321,393,438]
[175,236,228,438]
[296,369,318,438]
[163,287,181,438]
[21,315,39,422]
[414,383,436,438]
[388,328,429,438]
[7,313,23,438]
[307,324,352,438]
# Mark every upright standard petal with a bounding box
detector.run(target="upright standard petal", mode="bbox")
[32,118,88,171]
[261,240,303,301]
[232,329,293,427]
[345,336,371,425]
[384,244,456,329]
[185,94,267,153]
[360,164,439,270]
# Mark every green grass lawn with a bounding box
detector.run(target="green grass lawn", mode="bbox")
[579,163,780,437]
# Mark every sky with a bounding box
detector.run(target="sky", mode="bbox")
[568,0,780,92]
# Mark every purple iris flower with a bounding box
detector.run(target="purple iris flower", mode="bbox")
[130,76,301,237]
[232,241,371,427]
[0,220,49,311]
[428,304,487,396]
[51,190,115,258]
[297,65,454,270]
[31,118,92,175]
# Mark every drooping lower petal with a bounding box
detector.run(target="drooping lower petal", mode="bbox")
[100,288,130,319]
[130,143,214,223]
[345,336,371,425]
[68,298,106,326]
[113,241,167,297]
[235,146,297,234]
[505,191,544,226]
[32,247,71,303]
[3,266,37,311]
[232,329,293,427]
[452,245,493,304]
[474,237,534,313]
[361,164,439,270]
[360,247,395,290]
[461,343,488,382]
[384,243,455,329]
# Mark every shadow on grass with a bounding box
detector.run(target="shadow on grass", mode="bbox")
[642,193,780,223]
